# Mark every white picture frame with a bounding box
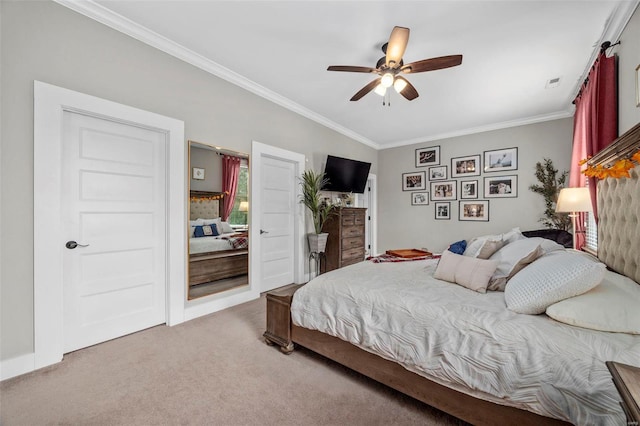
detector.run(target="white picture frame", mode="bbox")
[411,192,429,206]
[484,175,518,198]
[451,154,481,178]
[459,200,489,222]
[402,171,426,191]
[192,167,205,180]
[483,147,518,172]
[430,180,457,201]
[435,202,451,220]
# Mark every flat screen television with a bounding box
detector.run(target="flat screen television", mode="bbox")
[322,155,372,194]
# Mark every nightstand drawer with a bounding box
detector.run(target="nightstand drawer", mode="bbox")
[342,246,364,261]
[342,236,364,249]
[342,225,364,238]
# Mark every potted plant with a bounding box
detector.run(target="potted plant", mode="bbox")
[299,169,333,253]
[528,158,571,231]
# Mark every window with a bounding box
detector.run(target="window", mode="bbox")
[228,163,248,226]
[584,212,598,252]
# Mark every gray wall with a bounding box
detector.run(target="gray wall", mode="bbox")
[617,4,640,134]
[0,1,377,360]
[377,119,574,253]
[190,147,223,192]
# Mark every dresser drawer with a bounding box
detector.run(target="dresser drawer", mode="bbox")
[342,214,356,226]
[342,225,364,238]
[342,246,364,261]
[342,236,364,249]
[354,215,365,226]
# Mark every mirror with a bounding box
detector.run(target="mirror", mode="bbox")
[188,141,249,300]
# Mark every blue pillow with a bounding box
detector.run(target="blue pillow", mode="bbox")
[448,240,467,255]
[194,223,220,238]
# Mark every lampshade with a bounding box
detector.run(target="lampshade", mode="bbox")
[239,201,249,212]
[393,78,407,93]
[380,72,394,88]
[374,84,386,96]
[555,188,592,213]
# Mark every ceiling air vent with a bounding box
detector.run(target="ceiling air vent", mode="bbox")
[545,77,561,89]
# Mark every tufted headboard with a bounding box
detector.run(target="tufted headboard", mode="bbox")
[189,191,224,220]
[597,166,640,284]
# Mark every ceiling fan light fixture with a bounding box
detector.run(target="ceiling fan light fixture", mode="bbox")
[374,84,387,96]
[380,72,394,88]
[393,78,408,93]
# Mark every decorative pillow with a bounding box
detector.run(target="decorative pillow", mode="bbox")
[189,219,205,238]
[434,250,499,293]
[448,240,467,255]
[487,238,544,291]
[546,270,640,334]
[193,223,220,238]
[503,227,525,244]
[505,251,606,314]
[464,236,504,259]
[220,221,235,234]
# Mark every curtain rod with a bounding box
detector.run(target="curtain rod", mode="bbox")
[572,40,621,104]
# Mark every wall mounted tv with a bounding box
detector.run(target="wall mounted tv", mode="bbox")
[322,155,372,194]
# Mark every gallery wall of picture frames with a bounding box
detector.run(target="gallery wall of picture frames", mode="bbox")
[404,146,519,222]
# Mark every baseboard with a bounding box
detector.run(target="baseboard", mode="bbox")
[0,353,35,381]
[184,286,259,321]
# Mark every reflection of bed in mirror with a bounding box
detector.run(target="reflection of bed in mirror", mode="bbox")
[188,191,248,291]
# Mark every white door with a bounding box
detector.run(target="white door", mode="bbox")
[61,111,167,353]
[362,174,378,257]
[259,156,296,291]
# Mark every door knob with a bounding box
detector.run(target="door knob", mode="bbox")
[260,229,269,235]
[66,241,90,249]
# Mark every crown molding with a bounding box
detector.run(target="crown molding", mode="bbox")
[382,109,574,150]
[52,0,380,150]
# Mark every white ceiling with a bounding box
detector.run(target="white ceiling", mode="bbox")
[66,1,637,149]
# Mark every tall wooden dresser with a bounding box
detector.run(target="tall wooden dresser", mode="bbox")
[321,207,366,273]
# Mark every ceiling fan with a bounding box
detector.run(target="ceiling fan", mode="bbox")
[327,26,462,102]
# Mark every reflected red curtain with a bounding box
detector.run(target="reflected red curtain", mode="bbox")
[570,51,617,249]
[222,155,241,221]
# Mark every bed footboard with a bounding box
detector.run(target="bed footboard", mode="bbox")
[263,283,303,354]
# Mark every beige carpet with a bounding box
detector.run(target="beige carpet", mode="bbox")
[1,295,466,425]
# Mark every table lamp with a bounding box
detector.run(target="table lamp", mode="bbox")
[239,201,249,225]
[555,187,593,249]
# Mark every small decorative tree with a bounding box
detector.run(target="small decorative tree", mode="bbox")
[299,170,334,252]
[529,158,571,231]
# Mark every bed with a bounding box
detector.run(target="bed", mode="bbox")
[265,127,640,425]
[189,191,248,286]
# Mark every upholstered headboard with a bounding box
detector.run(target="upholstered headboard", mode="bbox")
[189,191,223,220]
[597,165,640,284]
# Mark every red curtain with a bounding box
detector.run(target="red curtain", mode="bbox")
[570,51,617,249]
[221,155,241,221]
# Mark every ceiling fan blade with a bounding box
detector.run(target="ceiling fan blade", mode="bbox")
[395,76,419,101]
[350,78,382,101]
[401,55,463,74]
[385,26,410,69]
[327,65,378,73]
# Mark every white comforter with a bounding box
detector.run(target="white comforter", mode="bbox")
[189,234,236,255]
[291,259,640,425]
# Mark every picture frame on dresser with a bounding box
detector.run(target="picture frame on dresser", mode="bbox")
[451,154,481,177]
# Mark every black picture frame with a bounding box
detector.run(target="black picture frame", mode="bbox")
[483,147,518,173]
[430,180,457,201]
[434,202,451,220]
[451,154,481,177]
[415,146,441,168]
[459,200,490,222]
[484,175,518,198]
[411,192,429,206]
[428,165,448,181]
[402,171,426,191]
[460,179,479,199]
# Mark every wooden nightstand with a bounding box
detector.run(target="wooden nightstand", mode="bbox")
[263,284,303,354]
[606,361,640,425]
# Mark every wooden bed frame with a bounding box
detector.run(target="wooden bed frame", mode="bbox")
[263,285,569,426]
[189,248,248,286]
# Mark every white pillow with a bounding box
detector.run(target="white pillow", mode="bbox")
[546,271,640,334]
[525,237,565,254]
[220,221,235,234]
[503,227,525,244]
[463,236,504,259]
[434,250,498,293]
[199,217,222,226]
[505,251,606,314]
[487,238,544,291]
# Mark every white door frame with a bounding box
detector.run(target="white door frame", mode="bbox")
[250,141,305,290]
[363,173,378,256]
[33,81,186,370]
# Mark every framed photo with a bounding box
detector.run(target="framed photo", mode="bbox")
[435,202,451,220]
[451,154,481,177]
[402,171,426,191]
[428,165,447,181]
[430,180,457,201]
[411,192,429,206]
[459,200,489,222]
[415,146,440,168]
[484,175,518,198]
[192,167,205,180]
[636,64,640,107]
[483,147,518,172]
[460,179,479,199]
